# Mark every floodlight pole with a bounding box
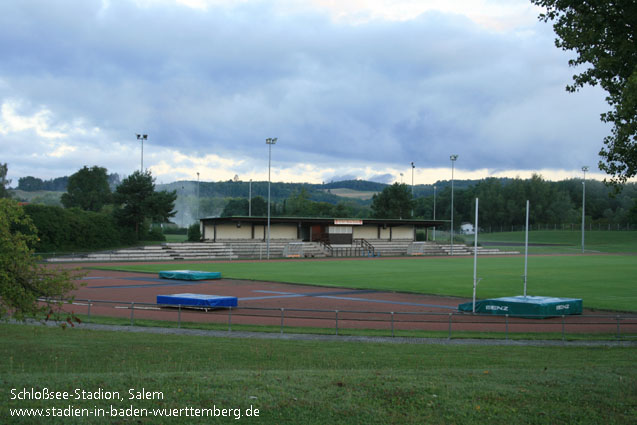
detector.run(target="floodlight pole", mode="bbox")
[136,134,147,171]
[433,185,437,241]
[524,200,529,297]
[411,162,415,217]
[581,166,589,254]
[196,172,200,221]
[472,198,479,313]
[266,137,277,260]
[249,179,252,217]
[450,155,458,255]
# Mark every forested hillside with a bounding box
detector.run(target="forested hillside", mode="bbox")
[10,172,637,229]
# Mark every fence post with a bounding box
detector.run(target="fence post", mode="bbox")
[280,308,284,334]
[505,314,509,340]
[616,315,621,339]
[448,313,452,340]
[228,306,232,332]
[178,304,181,329]
[391,312,394,337]
[87,300,91,321]
[335,310,339,335]
[130,302,135,326]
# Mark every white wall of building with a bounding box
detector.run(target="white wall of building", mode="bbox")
[392,225,414,239]
[353,225,377,239]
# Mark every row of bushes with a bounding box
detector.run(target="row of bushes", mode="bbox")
[24,205,200,253]
[24,205,125,252]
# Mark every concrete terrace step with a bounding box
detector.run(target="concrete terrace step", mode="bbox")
[46,239,516,262]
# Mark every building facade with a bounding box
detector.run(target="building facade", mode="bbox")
[199,216,445,243]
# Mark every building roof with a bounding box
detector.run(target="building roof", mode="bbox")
[200,216,447,227]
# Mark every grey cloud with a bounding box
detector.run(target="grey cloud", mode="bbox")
[369,173,394,184]
[0,0,609,180]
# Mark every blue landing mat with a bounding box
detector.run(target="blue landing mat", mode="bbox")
[157,293,237,308]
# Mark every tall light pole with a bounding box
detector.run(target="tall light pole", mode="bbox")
[581,166,589,254]
[433,185,437,241]
[196,172,200,221]
[249,179,252,217]
[136,134,147,172]
[266,137,277,259]
[450,154,458,256]
[411,162,415,217]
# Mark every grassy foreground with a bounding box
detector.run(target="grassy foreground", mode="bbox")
[100,254,637,312]
[2,324,636,424]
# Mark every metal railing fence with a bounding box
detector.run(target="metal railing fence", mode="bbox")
[55,298,637,341]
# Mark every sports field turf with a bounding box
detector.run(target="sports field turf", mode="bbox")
[101,254,637,312]
[477,230,637,254]
[2,324,635,424]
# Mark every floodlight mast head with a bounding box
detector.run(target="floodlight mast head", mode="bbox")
[136,133,148,171]
[450,154,458,161]
[266,137,277,145]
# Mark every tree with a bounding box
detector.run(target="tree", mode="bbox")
[221,198,249,216]
[0,199,79,323]
[532,0,637,185]
[0,163,10,198]
[61,166,112,211]
[251,196,268,216]
[370,183,414,219]
[187,223,201,242]
[17,176,44,191]
[113,170,177,239]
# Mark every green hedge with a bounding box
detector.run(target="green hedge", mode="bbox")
[24,204,122,252]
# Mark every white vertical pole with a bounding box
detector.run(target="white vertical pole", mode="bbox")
[267,142,271,259]
[472,198,479,313]
[581,167,587,253]
[196,172,200,220]
[433,185,436,241]
[524,200,529,297]
[450,160,454,255]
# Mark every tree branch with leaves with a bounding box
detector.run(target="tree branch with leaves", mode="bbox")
[532,0,637,186]
[0,198,81,326]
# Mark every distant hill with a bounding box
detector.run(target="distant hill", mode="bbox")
[323,179,387,192]
[322,188,378,200]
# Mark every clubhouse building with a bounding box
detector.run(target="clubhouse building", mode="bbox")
[199,216,445,244]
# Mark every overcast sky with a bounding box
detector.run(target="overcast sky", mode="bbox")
[0,0,616,186]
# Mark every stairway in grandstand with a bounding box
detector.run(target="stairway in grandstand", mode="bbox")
[47,240,517,262]
[47,240,328,262]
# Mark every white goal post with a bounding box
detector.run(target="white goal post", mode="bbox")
[283,242,304,258]
[407,242,427,256]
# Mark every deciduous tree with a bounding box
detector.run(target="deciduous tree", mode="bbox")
[61,166,112,211]
[532,0,637,185]
[370,183,414,219]
[0,199,79,323]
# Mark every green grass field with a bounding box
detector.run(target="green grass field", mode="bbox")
[101,254,637,312]
[477,230,637,254]
[2,324,635,424]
